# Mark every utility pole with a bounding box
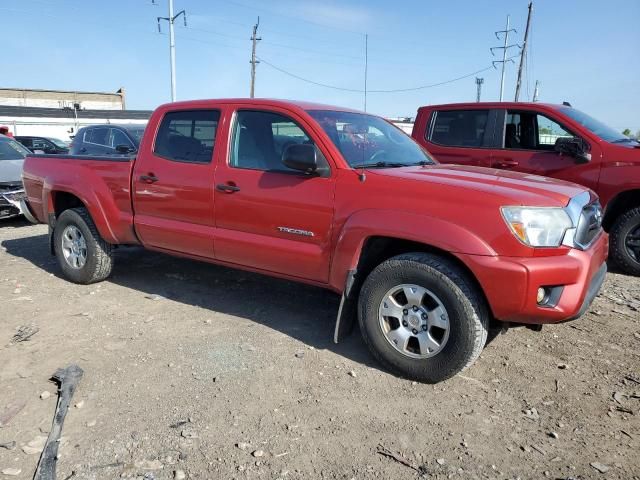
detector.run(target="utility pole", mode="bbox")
[157,0,187,102]
[363,34,368,112]
[532,80,540,102]
[475,77,484,102]
[514,2,533,102]
[491,15,518,101]
[250,17,261,98]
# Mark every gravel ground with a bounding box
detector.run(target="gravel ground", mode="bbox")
[0,219,639,480]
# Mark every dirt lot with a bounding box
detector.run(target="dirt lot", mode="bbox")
[0,219,638,480]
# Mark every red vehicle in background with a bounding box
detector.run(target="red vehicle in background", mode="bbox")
[0,126,14,138]
[412,102,640,275]
[22,99,607,382]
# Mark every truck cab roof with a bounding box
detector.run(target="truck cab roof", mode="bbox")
[418,102,566,110]
[158,98,364,114]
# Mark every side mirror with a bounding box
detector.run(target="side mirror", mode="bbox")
[554,137,591,164]
[282,144,318,174]
[115,144,134,154]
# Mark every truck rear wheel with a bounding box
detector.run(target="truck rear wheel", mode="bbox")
[610,207,640,276]
[358,253,488,383]
[53,207,114,284]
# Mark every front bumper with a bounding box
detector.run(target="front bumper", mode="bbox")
[457,232,609,324]
[0,188,26,219]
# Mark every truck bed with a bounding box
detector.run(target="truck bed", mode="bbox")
[22,154,139,244]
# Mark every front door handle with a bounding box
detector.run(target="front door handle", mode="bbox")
[140,174,159,183]
[495,159,519,168]
[216,183,240,193]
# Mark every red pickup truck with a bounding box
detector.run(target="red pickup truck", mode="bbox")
[412,102,640,275]
[22,99,607,383]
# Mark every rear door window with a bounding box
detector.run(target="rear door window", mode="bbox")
[154,110,220,163]
[429,110,490,147]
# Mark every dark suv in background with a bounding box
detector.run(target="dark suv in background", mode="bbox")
[70,124,145,155]
[15,136,70,154]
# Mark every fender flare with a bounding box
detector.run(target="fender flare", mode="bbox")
[43,168,132,245]
[329,209,496,292]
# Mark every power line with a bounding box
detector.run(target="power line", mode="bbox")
[257,56,519,94]
[220,0,365,35]
[256,57,363,92]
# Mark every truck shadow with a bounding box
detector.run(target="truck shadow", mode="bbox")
[2,233,380,371]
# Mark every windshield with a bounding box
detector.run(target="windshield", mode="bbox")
[128,127,145,145]
[48,138,69,148]
[560,107,630,143]
[0,136,30,160]
[308,110,435,168]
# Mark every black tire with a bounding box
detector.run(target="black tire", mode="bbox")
[53,207,114,284]
[609,207,640,276]
[358,253,489,383]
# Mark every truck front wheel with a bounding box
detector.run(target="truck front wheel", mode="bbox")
[358,253,488,383]
[53,207,114,284]
[610,207,640,276]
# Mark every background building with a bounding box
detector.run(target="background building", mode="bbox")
[0,87,150,141]
[0,87,127,110]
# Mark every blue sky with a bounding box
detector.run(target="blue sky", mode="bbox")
[3,0,639,132]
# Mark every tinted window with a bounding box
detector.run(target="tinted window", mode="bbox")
[85,127,110,146]
[0,136,30,160]
[505,111,572,151]
[430,110,489,147]
[110,129,133,148]
[32,138,52,150]
[154,110,220,163]
[17,138,33,149]
[48,138,68,148]
[127,127,145,145]
[231,110,326,173]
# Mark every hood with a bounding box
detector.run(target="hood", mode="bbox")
[369,164,589,207]
[0,159,25,184]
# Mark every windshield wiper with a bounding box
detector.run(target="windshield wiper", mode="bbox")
[612,138,638,144]
[351,161,411,169]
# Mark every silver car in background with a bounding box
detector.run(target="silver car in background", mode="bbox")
[0,134,31,220]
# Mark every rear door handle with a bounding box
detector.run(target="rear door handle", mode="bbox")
[216,183,240,193]
[495,159,519,168]
[140,174,159,183]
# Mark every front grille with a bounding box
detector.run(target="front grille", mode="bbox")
[574,201,603,249]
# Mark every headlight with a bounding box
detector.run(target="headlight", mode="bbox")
[501,206,573,247]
